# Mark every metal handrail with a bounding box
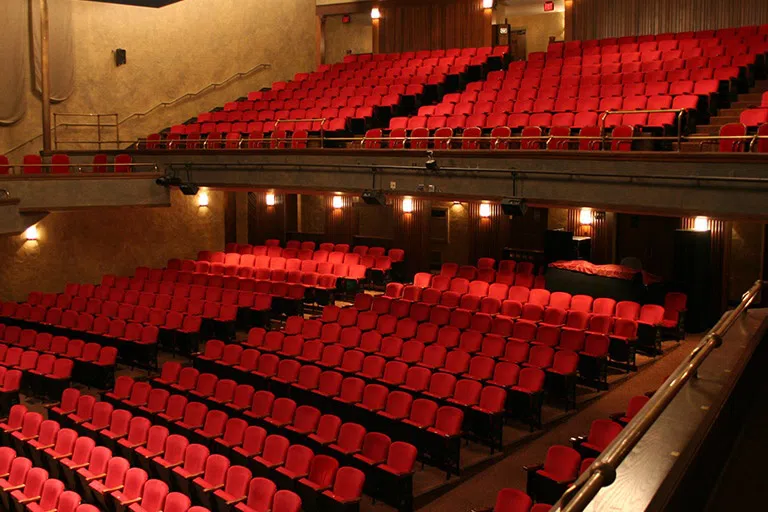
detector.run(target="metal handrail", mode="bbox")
[598,108,686,147]
[553,279,765,512]
[120,63,271,125]
[2,62,271,157]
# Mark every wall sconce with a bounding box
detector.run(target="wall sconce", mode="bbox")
[197,190,209,207]
[266,193,276,206]
[693,216,709,232]
[479,203,491,218]
[402,197,413,213]
[371,7,381,19]
[482,0,494,9]
[25,224,39,241]
[579,208,593,226]
[332,196,344,209]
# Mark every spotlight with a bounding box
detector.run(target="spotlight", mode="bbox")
[500,197,528,217]
[179,183,200,196]
[425,151,439,172]
[361,189,386,206]
[155,175,182,187]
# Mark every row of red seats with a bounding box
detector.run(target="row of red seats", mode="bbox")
[194,247,404,265]
[2,402,239,512]
[48,389,346,512]
[0,154,134,175]
[114,371,416,511]
[338,294,639,367]
[234,321,587,413]
[0,428,100,512]
[228,240,403,259]
[0,324,114,389]
[179,334,471,474]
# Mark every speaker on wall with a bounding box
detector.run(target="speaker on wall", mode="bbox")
[673,229,712,332]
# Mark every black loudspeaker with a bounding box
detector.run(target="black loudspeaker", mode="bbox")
[544,229,575,263]
[361,190,386,206]
[674,229,712,332]
[115,49,127,67]
[179,183,200,196]
[500,197,528,217]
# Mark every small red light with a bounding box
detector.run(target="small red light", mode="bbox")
[342,14,351,23]
[544,1,554,11]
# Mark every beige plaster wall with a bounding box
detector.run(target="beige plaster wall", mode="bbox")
[496,10,565,55]
[324,13,373,65]
[0,189,225,302]
[2,0,317,158]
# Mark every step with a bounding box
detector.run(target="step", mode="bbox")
[696,125,723,135]
[753,79,768,91]
[738,93,764,103]
[707,116,740,127]
[731,101,762,109]
[719,108,745,117]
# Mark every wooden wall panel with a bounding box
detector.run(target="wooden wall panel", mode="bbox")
[468,202,510,264]
[681,217,731,315]
[247,192,286,245]
[324,195,357,245]
[571,0,768,40]
[567,208,614,264]
[378,0,487,53]
[393,197,431,278]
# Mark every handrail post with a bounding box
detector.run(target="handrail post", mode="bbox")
[97,114,102,151]
[40,0,52,153]
[115,113,120,149]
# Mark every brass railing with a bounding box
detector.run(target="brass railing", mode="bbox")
[2,62,270,157]
[552,280,765,512]
[53,113,120,150]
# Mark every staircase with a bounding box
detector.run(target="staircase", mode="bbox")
[678,79,768,152]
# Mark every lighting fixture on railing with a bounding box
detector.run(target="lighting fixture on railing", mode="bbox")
[580,207,593,225]
[266,193,276,206]
[693,216,709,232]
[479,203,491,218]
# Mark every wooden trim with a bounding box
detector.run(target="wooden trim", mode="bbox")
[316,1,374,16]
[372,18,380,54]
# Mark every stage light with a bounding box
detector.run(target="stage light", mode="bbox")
[371,7,381,19]
[402,197,413,213]
[479,203,491,218]
[25,225,39,241]
[266,193,276,206]
[333,196,344,209]
[579,208,593,225]
[693,216,709,231]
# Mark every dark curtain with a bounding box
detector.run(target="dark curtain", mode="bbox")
[378,0,486,53]
[572,0,768,40]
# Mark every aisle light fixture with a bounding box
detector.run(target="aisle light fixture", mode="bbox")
[579,207,593,225]
[693,216,709,231]
[371,7,381,19]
